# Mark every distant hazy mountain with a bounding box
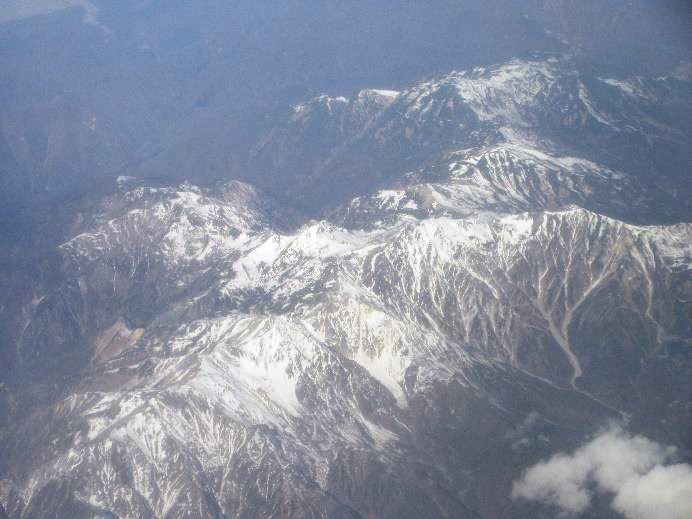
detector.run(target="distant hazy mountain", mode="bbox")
[1,1,690,226]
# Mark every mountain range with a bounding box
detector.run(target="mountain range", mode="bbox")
[1,54,690,518]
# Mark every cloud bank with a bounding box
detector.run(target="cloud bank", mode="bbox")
[512,425,692,519]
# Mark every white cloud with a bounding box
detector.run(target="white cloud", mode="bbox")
[512,424,692,519]
[0,1,98,25]
[613,464,692,519]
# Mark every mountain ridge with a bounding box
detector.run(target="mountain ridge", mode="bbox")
[1,56,691,519]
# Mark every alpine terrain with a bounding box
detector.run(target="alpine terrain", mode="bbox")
[1,3,691,519]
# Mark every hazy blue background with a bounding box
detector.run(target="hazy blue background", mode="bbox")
[0,0,690,241]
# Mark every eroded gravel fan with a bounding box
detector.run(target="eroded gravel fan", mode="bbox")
[1,57,691,519]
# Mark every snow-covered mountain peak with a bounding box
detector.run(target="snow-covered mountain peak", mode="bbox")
[291,94,350,120]
[61,180,281,272]
[400,58,563,125]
